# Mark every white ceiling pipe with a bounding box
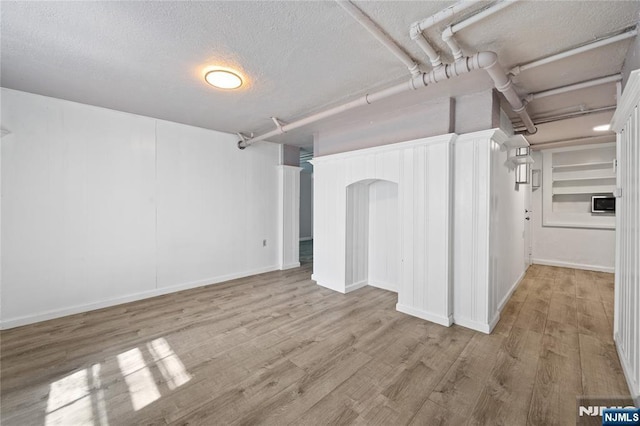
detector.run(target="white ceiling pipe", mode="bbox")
[525,74,622,101]
[442,0,518,61]
[512,105,617,131]
[509,28,638,76]
[237,51,535,148]
[450,1,517,34]
[337,1,421,76]
[411,1,480,34]
[475,52,536,133]
[412,33,443,69]
[409,0,535,133]
[409,1,479,69]
[529,135,616,151]
[237,74,426,148]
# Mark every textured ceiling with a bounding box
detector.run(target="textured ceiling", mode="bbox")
[1,1,639,149]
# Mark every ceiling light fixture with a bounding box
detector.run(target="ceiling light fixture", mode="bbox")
[593,124,611,132]
[205,69,243,90]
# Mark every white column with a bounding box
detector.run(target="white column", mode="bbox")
[611,69,640,406]
[277,165,302,270]
[452,129,507,333]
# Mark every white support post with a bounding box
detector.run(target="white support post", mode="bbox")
[277,165,302,270]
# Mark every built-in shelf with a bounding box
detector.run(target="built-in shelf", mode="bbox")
[543,143,617,229]
[552,161,612,169]
[552,175,615,182]
[552,185,616,195]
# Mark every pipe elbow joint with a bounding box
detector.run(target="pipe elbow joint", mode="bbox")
[409,22,423,40]
[475,51,498,69]
[527,126,538,135]
[442,26,454,41]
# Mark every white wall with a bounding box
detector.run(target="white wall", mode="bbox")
[530,150,616,272]
[312,90,497,157]
[0,89,280,328]
[490,139,528,310]
[313,135,454,326]
[277,165,301,270]
[612,69,640,405]
[368,180,398,292]
[453,129,527,333]
[299,167,313,240]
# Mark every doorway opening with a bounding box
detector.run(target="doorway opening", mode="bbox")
[345,179,399,292]
[299,149,314,264]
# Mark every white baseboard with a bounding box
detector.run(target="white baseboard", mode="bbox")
[614,333,640,407]
[0,264,280,330]
[299,237,313,242]
[454,270,525,334]
[279,262,300,270]
[498,270,526,312]
[454,317,492,334]
[368,280,398,293]
[345,280,367,293]
[532,258,614,273]
[396,303,453,327]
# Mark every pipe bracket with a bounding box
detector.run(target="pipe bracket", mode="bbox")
[271,117,287,134]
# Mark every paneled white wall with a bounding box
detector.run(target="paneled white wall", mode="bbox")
[453,131,493,332]
[611,69,640,405]
[313,135,455,326]
[453,129,527,333]
[278,165,301,270]
[0,89,281,328]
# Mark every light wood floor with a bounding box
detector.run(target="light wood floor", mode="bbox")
[0,264,631,425]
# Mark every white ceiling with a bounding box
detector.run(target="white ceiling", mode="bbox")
[1,1,639,149]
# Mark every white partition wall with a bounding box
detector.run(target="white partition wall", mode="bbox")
[312,135,455,326]
[277,165,302,270]
[453,130,495,332]
[453,129,527,333]
[611,69,640,405]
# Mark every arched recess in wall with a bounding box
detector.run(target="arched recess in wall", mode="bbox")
[345,179,399,293]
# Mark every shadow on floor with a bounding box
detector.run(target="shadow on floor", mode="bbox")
[300,239,313,264]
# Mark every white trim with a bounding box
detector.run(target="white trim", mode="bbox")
[615,334,640,406]
[498,270,526,312]
[280,262,301,270]
[311,133,456,163]
[454,269,525,333]
[0,265,280,330]
[299,237,313,242]
[368,280,398,293]
[345,280,368,293]
[454,316,494,334]
[396,303,453,327]
[611,69,640,132]
[532,258,614,273]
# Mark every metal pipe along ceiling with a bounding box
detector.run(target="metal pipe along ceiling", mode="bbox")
[509,27,638,76]
[237,0,535,149]
[525,74,622,101]
[336,1,420,76]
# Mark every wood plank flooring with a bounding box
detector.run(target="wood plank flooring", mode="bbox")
[0,264,631,425]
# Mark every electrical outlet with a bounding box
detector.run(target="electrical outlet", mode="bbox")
[263,239,267,247]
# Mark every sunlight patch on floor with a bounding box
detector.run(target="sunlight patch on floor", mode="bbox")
[117,348,161,411]
[148,338,192,390]
[45,338,191,423]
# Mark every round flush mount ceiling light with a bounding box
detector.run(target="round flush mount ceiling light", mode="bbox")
[205,69,243,89]
[593,124,611,131]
